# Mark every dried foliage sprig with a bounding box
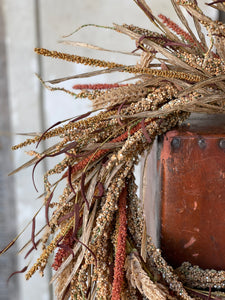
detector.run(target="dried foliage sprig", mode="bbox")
[111,186,127,300]
[2,1,225,299]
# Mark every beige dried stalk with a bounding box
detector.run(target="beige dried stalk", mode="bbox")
[125,252,175,300]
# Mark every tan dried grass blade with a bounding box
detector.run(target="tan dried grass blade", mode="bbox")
[8,142,61,176]
[18,224,47,254]
[0,204,44,256]
[120,94,223,119]
[58,40,140,56]
[114,24,204,75]
[51,200,98,285]
[125,252,172,300]
[171,0,205,52]
[141,220,147,262]
[183,5,213,24]
[105,162,125,189]
[82,170,99,232]
[213,3,225,12]
[47,67,125,84]
[84,141,124,151]
[133,0,190,46]
[0,131,41,137]
[193,16,207,50]
[62,23,115,38]
[57,200,98,299]
[177,74,225,97]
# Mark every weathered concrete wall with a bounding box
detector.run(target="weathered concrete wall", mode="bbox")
[0,1,18,299]
[2,1,51,299]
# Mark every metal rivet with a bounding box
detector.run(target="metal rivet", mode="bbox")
[219,139,225,150]
[198,138,206,149]
[171,137,181,149]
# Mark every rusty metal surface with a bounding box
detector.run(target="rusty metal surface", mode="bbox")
[160,118,225,270]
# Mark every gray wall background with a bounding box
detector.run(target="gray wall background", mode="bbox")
[1,1,217,299]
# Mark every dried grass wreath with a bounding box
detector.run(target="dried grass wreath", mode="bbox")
[2,0,225,299]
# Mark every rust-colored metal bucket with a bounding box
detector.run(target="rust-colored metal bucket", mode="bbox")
[143,115,225,270]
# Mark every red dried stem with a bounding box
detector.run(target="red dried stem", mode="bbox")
[158,14,195,44]
[208,0,225,5]
[52,228,74,271]
[72,83,127,90]
[111,185,127,300]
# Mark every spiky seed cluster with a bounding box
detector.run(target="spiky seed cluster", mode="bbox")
[34,48,124,69]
